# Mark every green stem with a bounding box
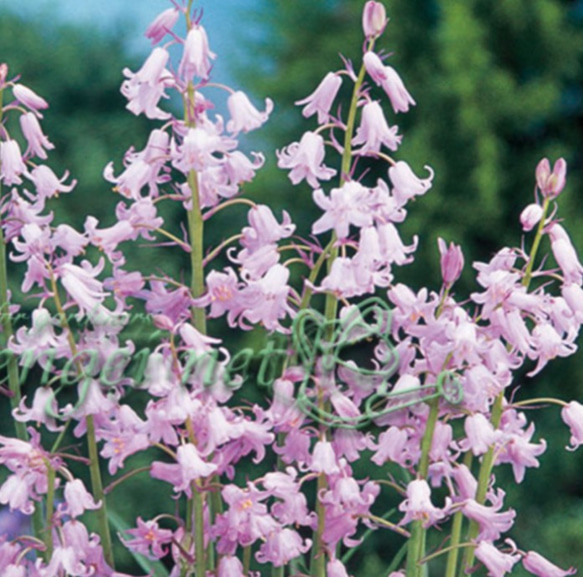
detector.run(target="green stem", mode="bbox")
[340,39,375,178]
[44,465,56,559]
[49,268,114,567]
[193,486,206,577]
[243,544,252,574]
[521,197,550,288]
[444,511,464,577]
[359,514,410,538]
[460,196,551,573]
[0,227,27,440]
[512,397,567,408]
[49,420,71,453]
[181,497,194,577]
[444,453,472,577]
[298,238,335,311]
[104,465,151,495]
[187,170,207,333]
[308,44,376,577]
[310,467,329,577]
[0,205,47,547]
[405,397,440,577]
[86,414,115,567]
[182,50,213,573]
[208,488,223,571]
[460,393,503,571]
[421,542,475,564]
[0,89,25,438]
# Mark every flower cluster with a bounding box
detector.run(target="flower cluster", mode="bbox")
[0,2,580,577]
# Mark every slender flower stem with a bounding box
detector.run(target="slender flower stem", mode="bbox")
[443,450,472,577]
[186,169,207,333]
[360,514,410,538]
[460,394,503,572]
[203,233,243,266]
[180,10,213,565]
[50,420,71,453]
[0,225,27,441]
[298,238,335,311]
[203,196,256,220]
[405,397,440,577]
[521,197,550,288]
[420,542,475,564]
[44,465,56,559]
[374,478,407,495]
[461,197,551,573]
[152,226,192,251]
[86,414,115,567]
[308,43,375,577]
[444,508,464,577]
[512,397,567,408]
[0,88,57,551]
[243,544,252,574]
[48,268,114,567]
[340,38,375,178]
[193,484,206,577]
[104,466,151,494]
[444,452,472,577]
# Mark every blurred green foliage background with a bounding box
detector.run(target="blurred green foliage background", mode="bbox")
[0,0,582,574]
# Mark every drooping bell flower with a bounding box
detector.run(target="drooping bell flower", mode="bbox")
[295,72,342,124]
[522,551,576,577]
[178,25,215,81]
[520,203,544,232]
[561,401,583,450]
[227,91,273,134]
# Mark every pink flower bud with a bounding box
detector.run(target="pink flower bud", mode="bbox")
[561,400,583,451]
[519,203,543,231]
[536,157,567,198]
[0,63,7,87]
[522,550,576,576]
[362,2,387,38]
[12,84,49,115]
[145,7,180,45]
[438,238,464,286]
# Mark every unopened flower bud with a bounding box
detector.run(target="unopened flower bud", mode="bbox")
[438,238,464,286]
[562,400,583,451]
[519,203,543,232]
[12,84,49,115]
[536,157,567,198]
[362,2,387,38]
[0,63,7,88]
[145,7,179,45]
[522,550,577,576]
